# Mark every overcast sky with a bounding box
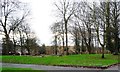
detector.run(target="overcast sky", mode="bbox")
[20,0,96,46]
[21,0,55,45]
[0,0,119,45]
[20,0,101,46]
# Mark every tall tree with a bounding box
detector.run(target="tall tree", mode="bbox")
[0,0,29,55]
[105,1,112,53]
[111,1,120,54]
[54,0,76,55]
[50,20,66,55]
[69,23,81,54]
[74,2,93,54]
[91,2,107,58]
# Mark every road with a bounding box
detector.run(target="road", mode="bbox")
[1,63,119,72]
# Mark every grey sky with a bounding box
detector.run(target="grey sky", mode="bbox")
[20,0,97,46]
[21,0,55,45]
[22,0,97,45]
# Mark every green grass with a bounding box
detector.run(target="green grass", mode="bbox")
[0,67,45,72]
[0,67,32,70]
[1,54,119,67]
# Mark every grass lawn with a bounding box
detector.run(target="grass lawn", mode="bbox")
[0,67,45,72]
[0,67,32,70]
[1,54,119,67]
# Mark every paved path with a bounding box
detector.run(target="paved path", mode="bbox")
[1,63,119,72]
[106,64,119,70]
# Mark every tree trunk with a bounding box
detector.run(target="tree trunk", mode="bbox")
[101,45,105,58]
[62,36,65,55]
[55,35,57,55]
[19,31,24,55]
[65,21,68,55]
[5,34,10,55]
[27,48,30,55]
[62,23,65,55]
[13,34,16,54]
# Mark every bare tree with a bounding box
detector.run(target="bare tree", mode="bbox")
[91,1,117,58]
[54,0,76,55]
[87,1,107,58]
[20,23,32,55]
[0,0,29,54]
[50,20,65,55]
[69,23,81,54]
[74,2,94,54]
[50,21,61,55]
[110,1,120,54]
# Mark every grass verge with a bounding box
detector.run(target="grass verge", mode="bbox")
[0,67,45,72]
[1,67,32,70]
[1,54,119,67]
